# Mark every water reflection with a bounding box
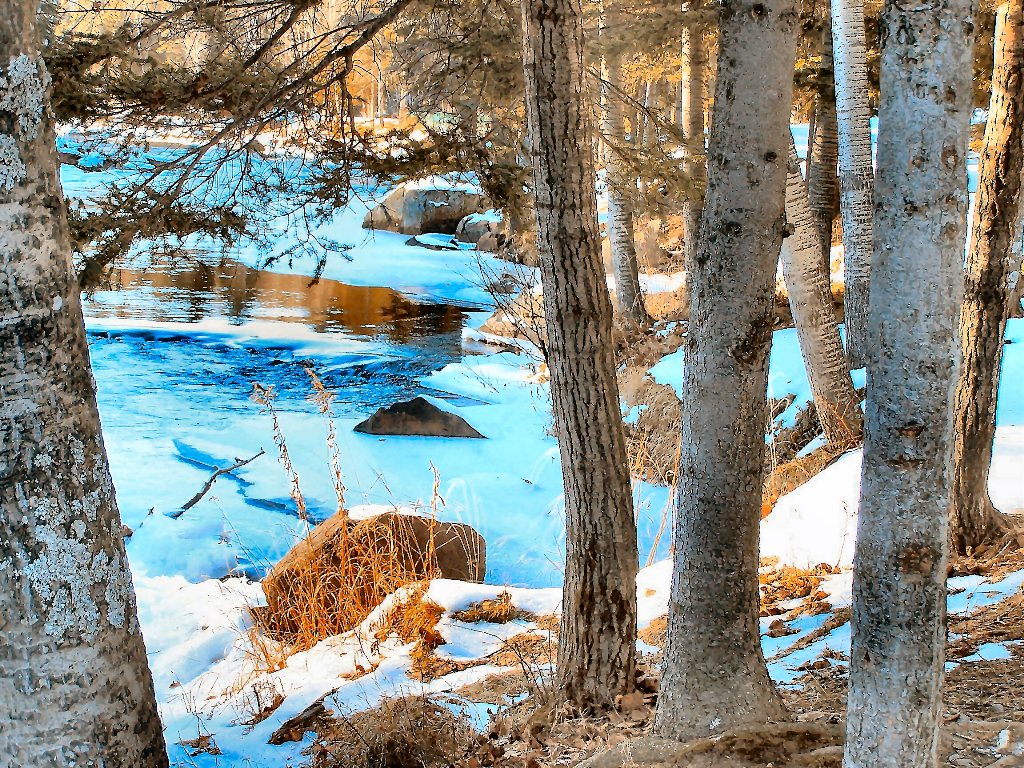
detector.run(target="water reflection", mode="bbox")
[83,255,469,342]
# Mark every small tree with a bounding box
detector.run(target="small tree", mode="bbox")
[830,0,874,368]
[600,3,651,327]
[520,0,639,711]
[843,0,976,764]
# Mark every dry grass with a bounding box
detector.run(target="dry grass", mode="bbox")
[453,591,535,624]
[308,696,477,768]
[247,377,452,667]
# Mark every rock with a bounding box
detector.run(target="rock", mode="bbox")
[362,181,485,235]
[260,510,486,637]
[354,397,485,438]
[406,234,468,251]
[456,212,506,251]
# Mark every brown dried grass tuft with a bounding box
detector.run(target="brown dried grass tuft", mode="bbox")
[308,695,476,768]
[247,378,451,667]
[452,591,534,624]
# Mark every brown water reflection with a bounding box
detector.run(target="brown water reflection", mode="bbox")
[86,257,469,342]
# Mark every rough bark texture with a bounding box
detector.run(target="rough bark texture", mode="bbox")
[831,0,874,368]
[950,0,1023,554]
[843,0,976,765]
[654,0,797,741]
[806,17,840,266]
[680,20,708,268]
[601,22,651,327]
[782,136,863,446]
[1011,214,1024,317]
[520,0,638,711]
[0,3,169,766]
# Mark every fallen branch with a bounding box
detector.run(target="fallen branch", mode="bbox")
[169,449,266,519]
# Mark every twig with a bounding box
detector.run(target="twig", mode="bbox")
[170,449,266,519]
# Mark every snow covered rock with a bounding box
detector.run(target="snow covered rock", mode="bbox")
[362,179,486,235]
[354,396,486,438]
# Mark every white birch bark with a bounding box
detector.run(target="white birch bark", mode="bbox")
[830,0,874,368]
[843,0,976,764]
[654,0,797,741]
[0,1,168,765]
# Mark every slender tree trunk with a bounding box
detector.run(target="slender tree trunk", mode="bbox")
[950,0,1023,554]
[831,0,874,368]
[680,18,708,269]
[783,136,863,445]
[601,18,651,327]
[806,16,840,268]
[653,0,797,740]
[0,4,168,766]
[520,0,638,711]
[843,0,976,765]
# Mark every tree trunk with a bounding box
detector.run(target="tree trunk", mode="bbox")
[830,0,874,368]
[950,0,1023,555]
[601,20,651,327]
[653,0,797,740]
[842,0,976,765]
[520,0,639,711]
[680,18,708,269]
[806,16,840,269]
[782,136,863,446]
[0,4,168,766]
[1010,214,1024,317]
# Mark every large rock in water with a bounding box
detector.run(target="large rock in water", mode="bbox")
[259,511,486,638]
[362,181,485,235]
[354,397,485,438]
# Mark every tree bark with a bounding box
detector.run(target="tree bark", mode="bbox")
[680,17,708,269]
[950,0,1023,555]
[601,17,651,327]
[831,0,874,368]
[842,0,976,765]
[0,3,168,766]
[653,0,797,741]
[783,136,863,446]
[806,15,840,269]
[520,0,638,711]
[1010,215,1024,317]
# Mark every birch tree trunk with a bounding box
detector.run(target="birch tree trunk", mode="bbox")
[843,0,976,764]
[806,17,840,267]
[680,18,708,268]
[520,0,639,711]
[831,0,874,368]
[950,0,1023,554]
[0,3,168,766]
[653,0,797,740]
[601,18,651,327]
[783,136,863,446]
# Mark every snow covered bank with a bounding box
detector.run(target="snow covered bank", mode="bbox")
[760,318,1024,569]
